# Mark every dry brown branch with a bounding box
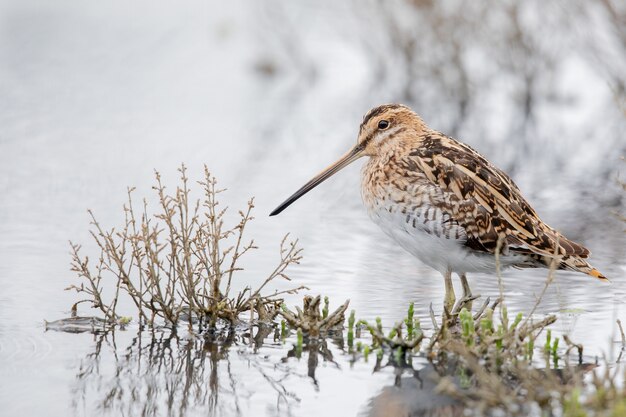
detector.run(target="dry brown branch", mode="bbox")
[279,295,349,338]
[67,165,304,330]
[618,319,626,346]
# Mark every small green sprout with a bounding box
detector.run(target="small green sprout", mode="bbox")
[496,325,503,350]
[296,327,303,358]
[388,327,397,340]
[460,308,474,346]
[545,329,552,354]
[322,296,329,319]
[510,312,523,332]
[480,308,494,335]
[405,302,415,340]
[376,317,383,334]
[347,310,356,349]
[552,337,560,368]
[118,316,132,326]
[501,305,509,329]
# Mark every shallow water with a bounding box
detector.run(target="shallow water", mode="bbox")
[0,1,625,416]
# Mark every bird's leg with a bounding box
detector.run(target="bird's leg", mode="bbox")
[460,273,471,298]
[459,273,473,311]
[452,273,481,314]
[443,269,455,314]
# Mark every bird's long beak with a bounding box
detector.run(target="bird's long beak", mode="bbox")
[270,145,364,216]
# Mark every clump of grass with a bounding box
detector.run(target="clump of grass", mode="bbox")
[279,294,349,338]
[426,297,626,416]
[356,302,424,365]
[66,165,306,331]
[349,296,624,416]
[432,304,560,413]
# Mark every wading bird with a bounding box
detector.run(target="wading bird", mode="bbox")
[270,104,607,309]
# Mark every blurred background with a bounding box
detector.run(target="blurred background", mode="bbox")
[0,0,625,416]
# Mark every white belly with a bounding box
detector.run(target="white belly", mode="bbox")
[365,202,525,275]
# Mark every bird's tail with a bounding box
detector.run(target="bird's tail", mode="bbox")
[561,256,609,281]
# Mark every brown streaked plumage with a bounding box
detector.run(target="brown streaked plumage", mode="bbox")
[271,104,607,306]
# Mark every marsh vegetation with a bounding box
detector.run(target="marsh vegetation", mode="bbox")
[55,167,626,417]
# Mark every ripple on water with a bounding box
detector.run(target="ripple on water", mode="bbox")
[1,331,53,365]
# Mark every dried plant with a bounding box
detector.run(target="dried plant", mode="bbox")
[66,165,306,330]
[435,335,626,416]
[424,274,625,416]
[348,295,625,416]
[279,295,349,338]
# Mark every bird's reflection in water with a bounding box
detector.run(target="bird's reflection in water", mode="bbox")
[364,364,463,417]
[361,348,464,417]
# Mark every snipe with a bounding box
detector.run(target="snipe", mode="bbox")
[271,104,607,309]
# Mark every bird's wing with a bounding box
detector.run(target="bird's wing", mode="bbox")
[405,132,589,258]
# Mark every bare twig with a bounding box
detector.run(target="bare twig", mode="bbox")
[66,165,304,330]
[617,319,626,346]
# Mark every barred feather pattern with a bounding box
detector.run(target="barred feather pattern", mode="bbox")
[360,116,607,281]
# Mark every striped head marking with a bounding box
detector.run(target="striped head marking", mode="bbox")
[357,104,425,156]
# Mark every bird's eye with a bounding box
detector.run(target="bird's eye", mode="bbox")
[378,120,390,130]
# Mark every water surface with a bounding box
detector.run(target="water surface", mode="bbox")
[0,1,625,416]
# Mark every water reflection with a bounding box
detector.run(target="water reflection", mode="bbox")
[69,323,464,417]
[362,343,463,416]
[71,323,357,416]
[283,334,342,387]
[72,326,277,417]
[365,370,463,417]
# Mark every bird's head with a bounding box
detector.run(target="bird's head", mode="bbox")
[356,104,425,156]
[270,104,425,216]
